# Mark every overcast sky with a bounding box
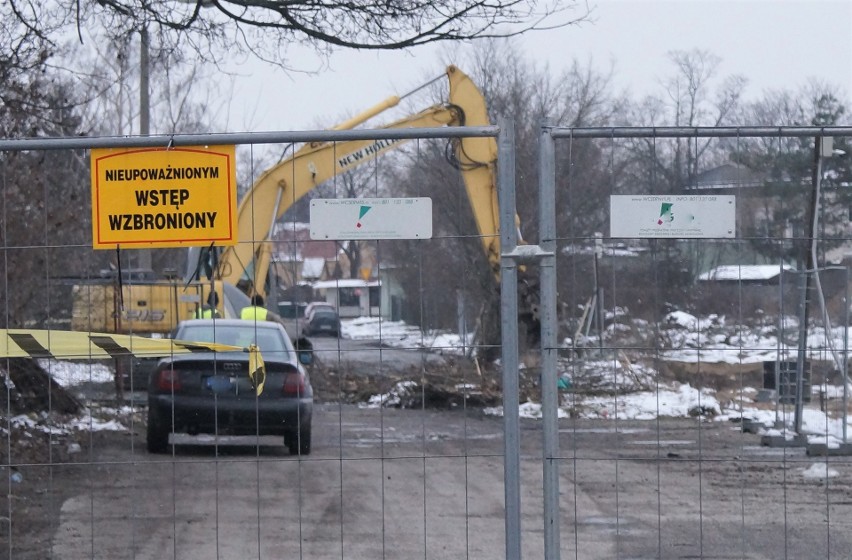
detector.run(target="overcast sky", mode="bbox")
[217,0,852,132]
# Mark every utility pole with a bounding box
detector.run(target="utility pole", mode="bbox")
[593,232,604,353]
[138,26,153,271]
[794,136,827,433]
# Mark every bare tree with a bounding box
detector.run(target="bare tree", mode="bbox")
[0,80,103,329]
[607,49,748,312]
[0,9,70,136]
[458,41,620,340]
[7,0,590,72]
[623,49,747,193]
[68,29,220,136]
[378,41,619,355]
[733,81,852,264]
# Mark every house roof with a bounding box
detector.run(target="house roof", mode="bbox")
[698,264,793,281]
[686,164,766,191]
[273,222,310,235]
[312,278,381,289]
[273,221,337,261]
[302,240,337,259]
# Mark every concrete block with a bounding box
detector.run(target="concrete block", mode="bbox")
[761,434,808,447]
[807,442,852,456]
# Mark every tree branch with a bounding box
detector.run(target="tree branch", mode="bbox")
[7,0,589,69]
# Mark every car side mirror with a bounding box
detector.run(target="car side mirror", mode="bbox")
[298,351,313,366]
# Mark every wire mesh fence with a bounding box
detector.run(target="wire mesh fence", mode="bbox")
[0,125,527,560]
[537,125,852,559]
[2,124,852,559]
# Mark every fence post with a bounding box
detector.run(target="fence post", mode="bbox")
[539,122,561,559]
[498,117,522,559]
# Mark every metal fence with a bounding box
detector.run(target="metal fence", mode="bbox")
[529,125,852,559]
[0,124,533,560]
[3,123,852,559]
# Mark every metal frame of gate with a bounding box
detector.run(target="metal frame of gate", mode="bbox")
[2,123,529,558]
[522,124,852,560]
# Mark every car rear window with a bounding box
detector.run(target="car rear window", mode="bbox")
[278,302,307,319]
[312,310,338,320]
[177,325,289,355]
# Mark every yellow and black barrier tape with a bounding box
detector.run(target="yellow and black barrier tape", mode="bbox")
[247,343,265,396]
[0,329,267,395]
[1,329,244,360]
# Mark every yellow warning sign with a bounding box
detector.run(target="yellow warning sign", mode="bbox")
[90,145,238,249]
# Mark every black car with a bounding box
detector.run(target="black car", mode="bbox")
[146,319,313,455]
[303,308,341,337]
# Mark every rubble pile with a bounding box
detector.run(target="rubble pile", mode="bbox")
[310,355,546,409]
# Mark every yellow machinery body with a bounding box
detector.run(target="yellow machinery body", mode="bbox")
[72,65,504,335]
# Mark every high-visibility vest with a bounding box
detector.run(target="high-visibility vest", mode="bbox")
[195,307,220,318]
[240,306,268,321]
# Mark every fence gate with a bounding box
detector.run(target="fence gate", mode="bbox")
[0,123,540,559]
[526,124,852,559]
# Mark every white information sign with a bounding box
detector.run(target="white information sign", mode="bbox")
[310,197,433,240]
[610,195,736,239]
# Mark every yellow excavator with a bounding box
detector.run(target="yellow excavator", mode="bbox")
[71,65,513,337]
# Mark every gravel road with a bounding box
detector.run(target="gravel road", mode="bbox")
[12,404,849,559]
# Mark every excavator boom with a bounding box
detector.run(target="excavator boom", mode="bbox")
[72,65,510,336]
[219,65,501,297]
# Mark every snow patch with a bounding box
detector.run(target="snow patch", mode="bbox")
[802,463,839,480]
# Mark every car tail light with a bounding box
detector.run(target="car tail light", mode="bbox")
[157,368,182,392]
[282,372,305,397]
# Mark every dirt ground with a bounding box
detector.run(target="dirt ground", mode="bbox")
[0,352,846,558]
[0,425,114,559]
[0,351,512,557]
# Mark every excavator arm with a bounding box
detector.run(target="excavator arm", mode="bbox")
[71,65,537,344]
[217,65,502,296]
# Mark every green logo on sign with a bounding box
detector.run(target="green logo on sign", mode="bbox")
[356,206,372,229]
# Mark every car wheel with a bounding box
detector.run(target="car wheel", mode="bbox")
[146,409,170,454]
[287,424,311,456]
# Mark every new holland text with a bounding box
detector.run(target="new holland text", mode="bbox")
[337,139,403,169]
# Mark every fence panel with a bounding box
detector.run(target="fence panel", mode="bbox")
[536,125,852,559]
[0,125,531,559]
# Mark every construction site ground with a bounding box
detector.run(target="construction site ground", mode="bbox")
[1,339,850,558]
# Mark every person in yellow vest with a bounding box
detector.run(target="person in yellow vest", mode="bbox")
[196,291,222,318]
[241,295,269,321]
